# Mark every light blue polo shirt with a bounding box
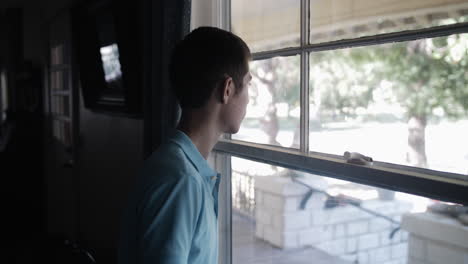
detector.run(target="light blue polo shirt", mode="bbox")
[118,129,220,264]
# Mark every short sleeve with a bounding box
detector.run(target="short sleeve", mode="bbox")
[136,175,202,264]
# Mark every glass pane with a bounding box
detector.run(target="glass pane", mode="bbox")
[52,119,71,147]
[53,119,59,139]
[99,43,125,102]
[233,56,300,148]
[1,70,7,122]
[50,44,64,65]
[231,156,463,264]
[50,70,68,91]
[310,0,468,44]
[51,95,70,117]
[309,33,468,175]
[231,0,300,52]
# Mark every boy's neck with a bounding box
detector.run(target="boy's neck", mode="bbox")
[177,111,222,160]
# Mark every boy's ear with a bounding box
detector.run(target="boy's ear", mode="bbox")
[221,76,234,104]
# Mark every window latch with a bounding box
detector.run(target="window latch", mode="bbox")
[344,151,373,166]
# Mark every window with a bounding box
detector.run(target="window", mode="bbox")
[50,44,72,147]
[205,0,468,264]
[0,69,7,125]
[228,156,466,264]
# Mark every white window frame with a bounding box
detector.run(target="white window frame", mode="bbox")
[195,1,468,263]
[212,0,468,202]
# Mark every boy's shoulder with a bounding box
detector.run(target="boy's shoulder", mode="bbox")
[141,140,199,182]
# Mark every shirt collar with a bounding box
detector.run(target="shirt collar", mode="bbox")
[168,129,218,178]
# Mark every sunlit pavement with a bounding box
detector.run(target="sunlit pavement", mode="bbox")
[232,212,352,264]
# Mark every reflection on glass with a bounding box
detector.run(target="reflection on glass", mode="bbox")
[50,45,64,65]
[231,0,300,52]
[309,34,468,175]
[233,56,300,148]
[51,95,70,117]
[309,0,468,44]
[100,44,122,84]
[51,71,67,91]
[99,44,124,101]
[1,70,7,122]
[231,156,462,264]
[52,119,71,146]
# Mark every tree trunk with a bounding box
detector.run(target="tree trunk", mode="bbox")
[406,115,428,168]
[260,103,280,145]
[254,59,281,146]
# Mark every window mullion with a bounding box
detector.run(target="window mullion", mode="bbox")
[213,140,468,205]
[214,152,232,264]
[251,47,302,60]
[300,0,310,153]
[224,0,231,31]
[303,21,468,53]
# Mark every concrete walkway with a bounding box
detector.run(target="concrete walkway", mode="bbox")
[232,212,351,264]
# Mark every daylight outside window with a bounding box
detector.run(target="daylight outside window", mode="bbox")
[219,0,468,264]
[230,156,467,264]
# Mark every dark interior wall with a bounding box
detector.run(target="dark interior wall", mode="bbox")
[77,100,143,262]
[22,2,44,65]
[73,1,144,259]
[2,0,144,262]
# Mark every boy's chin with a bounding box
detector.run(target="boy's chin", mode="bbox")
[225,126,241,135]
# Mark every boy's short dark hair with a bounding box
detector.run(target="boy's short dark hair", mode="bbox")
[169,27,251,109]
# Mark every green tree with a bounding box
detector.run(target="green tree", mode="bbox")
[311,34,468,168]
[250,56,300,146]
[249,34,468,169]
[361,34,468,167]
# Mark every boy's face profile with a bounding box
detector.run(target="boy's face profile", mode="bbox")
[221,69,252,134]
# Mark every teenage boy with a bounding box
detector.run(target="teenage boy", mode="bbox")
[118,27,252,264]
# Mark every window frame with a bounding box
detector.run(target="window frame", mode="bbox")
[205,1,468,264]
[214,0,468,204]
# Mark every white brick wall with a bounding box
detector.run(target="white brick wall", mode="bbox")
[426,240,467,264]
[262,192,284,211]
[340,253,357,262]
[370,218,392,232]
[391,243,407,259]
[254,176,411,263]
[407,258,426,264]
[298,227,325,245]
[282,231,299,249]
[255,189,263,206]
[273,210,310,230]
[358,233,380,250]
[255,222,264,239]
[402,212,468,249]
[368,246,391,263]
[255,208,272,225]
[358,251,369,264]
[403,213,468,264]
[380,229,404,246]
[333,224,346,239]
[348,220,369,235]
[316,238,347,255]
[263,225,282,248]
[383,260,405,264]
[347,237,358,253]
[408,235,426,260]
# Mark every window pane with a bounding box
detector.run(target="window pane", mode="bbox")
[233,56,300,148]
[309,34,468,175]
[50,44,64,65]
[1,70,7,122]
[231,0,300,52]
[310,0,468,44]
[231,156,462,264]
[52,119,72,147]
[51,70,68,91]
[51,95,70,117]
